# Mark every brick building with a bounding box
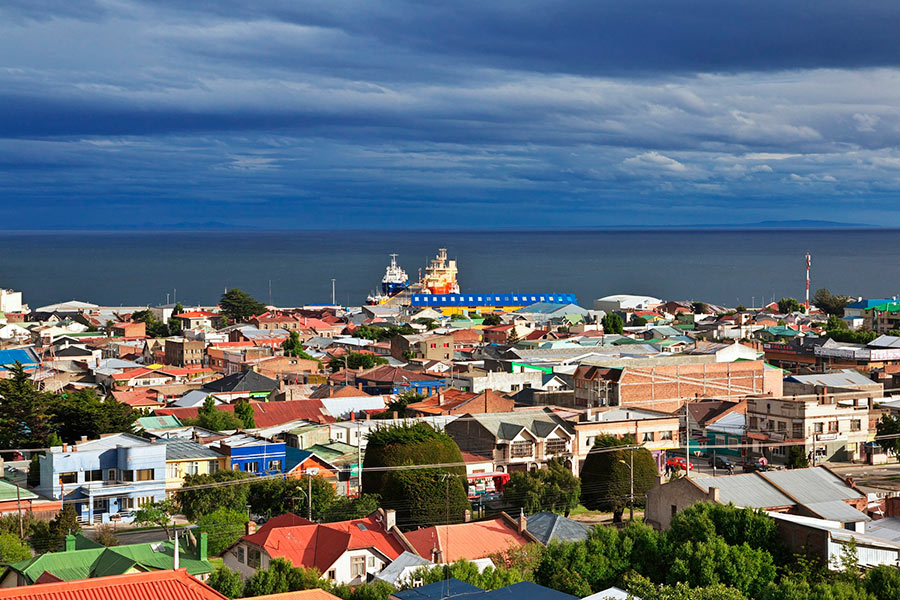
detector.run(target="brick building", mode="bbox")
[390,333,454,361]
[164,338,205,367]
[405,388,514,417]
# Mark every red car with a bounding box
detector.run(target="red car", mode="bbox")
[666,456,693,471]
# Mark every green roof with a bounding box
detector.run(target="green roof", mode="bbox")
[0,480,37,502]
[136,415,183,430]
[7,532,212,583]
[307,441,358,463]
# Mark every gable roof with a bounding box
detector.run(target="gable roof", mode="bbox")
[155,399,332,426]
[462,410,574,441]
[0,569,225,600]
[357,366,443,384]
[203,370,279,393]
[404,517,532,562]
[526,512,591,545]
[392,578,484,600]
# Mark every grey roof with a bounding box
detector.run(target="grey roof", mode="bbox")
[392,579,483,600]
[467,410,574,441]
[163,440,222,461]
[171,389,212,408]
[761,467,863,504]
[203,370,278,393]
[373,551,433,585]
[583,588,635,600]
[870,335,900,349]
[785,369,878,388]
[690,473,795,508]
[526,512,591,545]
[864,517,900,543]
[804,500,870,523]
[75,432,153,451]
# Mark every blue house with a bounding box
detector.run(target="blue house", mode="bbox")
[206,433,286,476]
[38,433,167,523]
[355,366,446,396]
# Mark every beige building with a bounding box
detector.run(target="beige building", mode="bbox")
[571,407,680,475]
[163,440,225,490]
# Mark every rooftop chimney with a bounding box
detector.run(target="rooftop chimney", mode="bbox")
[708,487,720,503]
[518,508,527,534]
[65,534,76,552]
[384,509,396,530]
[245,521,257,536]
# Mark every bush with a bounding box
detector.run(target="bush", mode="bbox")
[579,435,658,521]
[197,507,248,556]
[94,524,119,547]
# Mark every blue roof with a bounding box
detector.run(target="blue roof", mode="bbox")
[846,298,893,309]
[0,347,40,370]
[483,582,577,600]
[411,293,576,307]
[392,578,483,600]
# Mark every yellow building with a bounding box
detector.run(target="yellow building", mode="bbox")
[163,440,226,490]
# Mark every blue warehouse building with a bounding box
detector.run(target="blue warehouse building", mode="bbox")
[410,293,577,315]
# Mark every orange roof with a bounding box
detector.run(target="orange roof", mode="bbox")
[111,389,163,407]
[246,591,343,600]
[404,517,530,563]
[0,569,226,600]
[242,514,405,573]
[176,311,218,319]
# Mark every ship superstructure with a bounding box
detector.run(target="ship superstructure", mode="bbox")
[367,254,409,304]
[421,248,459,295]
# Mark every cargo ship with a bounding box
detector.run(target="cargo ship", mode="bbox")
[366,254,410,304]
[422,248,460,295]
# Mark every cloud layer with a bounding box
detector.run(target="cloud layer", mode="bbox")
[3,1,900,228]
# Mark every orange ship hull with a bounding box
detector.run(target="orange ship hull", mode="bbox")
[427,283,456,295]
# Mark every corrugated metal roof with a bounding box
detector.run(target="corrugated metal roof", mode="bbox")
[804,500,870,522]
[163,440,222,461]
[0,569,225,600]
[691,473,794,508]
[785,369,877,388]
[762,467,863,503]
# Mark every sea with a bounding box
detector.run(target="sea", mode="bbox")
[1,229,898,310]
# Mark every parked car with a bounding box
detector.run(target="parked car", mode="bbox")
[666,456,693,471]
[708,455,735,470]
[742,460,771,472]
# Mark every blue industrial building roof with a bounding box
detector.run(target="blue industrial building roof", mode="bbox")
[392,578,483,600]
[846,298,894,309]
[410,293,576,307]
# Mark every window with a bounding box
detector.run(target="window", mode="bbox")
[792,423,803,439]
[327,570,337,580]
[267,460,282,473]
[120,497,133,510]
[829,421,839,433]
[368,556,376,567]
[351,556,366,578]
[851,419,861,432]
[244,462,259,473]
[85,469,103,482]
[136,469,154,481]
[122,470,134,482]
[107,469,117,481]
[511,441,533,458]
[642,432,655,442]
[209,461,219,474]
[59,472,77,485]
[166,464,180,479]
[186,462,199,476]
[748,417,758,429]
[671,505,678,517]
[660,431,673,440]
[814,422,824,434]
[777,421,786,432]
[545,438,567,455]
[237,546,245,563]
[248,548,261,568]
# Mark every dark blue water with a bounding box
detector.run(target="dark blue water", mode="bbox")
[1,229,898,309]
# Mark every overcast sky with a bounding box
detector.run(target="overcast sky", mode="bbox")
[3,1,900,229]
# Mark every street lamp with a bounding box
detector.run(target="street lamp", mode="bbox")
[618,446,635,522]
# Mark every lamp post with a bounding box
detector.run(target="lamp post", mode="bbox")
[618,446,635,522]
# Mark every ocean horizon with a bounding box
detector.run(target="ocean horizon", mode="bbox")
[2,228,898,309]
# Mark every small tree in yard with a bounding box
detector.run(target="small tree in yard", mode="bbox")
[877,414,900,455]
[220,288,267,323]
[787,445,809,469]
[235,398,256,429]
[133,498,179,539]
[197,508,248,556]
[208,565,245,599]
[503,458,580,515]
[0,532,31,562]
[601,313,624,335]
[178,470,254,520]
[94,524,120,547]
[580,435,657,522]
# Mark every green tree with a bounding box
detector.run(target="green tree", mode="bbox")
[632,316,648,326]
[814,289,853,317]
[0,532,31,563]
[283,330,316,361]
[777,297,804,314]
[667,503,781,554]
[503,458,580,515]
[362,423,469,528]
[241,558,322,597]
[787,445,809,469]
[601,313,624,335]
[482,313,503,326]
[248,476,336,520]
[409,560,524,590]
[0,363,54,449]
[330,352,388,372]
[876,414,900,455]
[49,388,137,443]
[375,390,425,419]
[320,494,382,523]
[580,435,657,522]
[692,302,709,314]
[667,535,776,598]
[865,564,900,600]
[208,565,245,599]
[178,470,253,520]
[220,289,267,323]
[133,498,179,539]
[354,324,384,341]
[197,507,249,556]
[234,398,256,429]
[49,504,82,540]
[184,397,245,432]
[131,309,172,337]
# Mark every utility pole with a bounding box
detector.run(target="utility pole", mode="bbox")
[685,398,691,478]
[357,421,363,496]
[629,446,634,521]
[308,471,313,521]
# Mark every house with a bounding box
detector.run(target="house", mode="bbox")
[155,399,333,427]
[166,338,206,367]
[0,569,223,600]
[110,321,147,338]
[404,513,538,563]
[163,440,226,489]
[224,510,407,585]
[391,579,483,600]
[355,366,447,396]
[445,409,575,473]
[203,370,279,397]
[525,512,591,545]
[0,480,41,517]
[391,333,455,361]
[205,434,286,476]
[175,311,221,330]
[0,531,212,586]
[406,389,514,417]
[451,370,543,394]
[645,466,870,531]
[373,551,436,587]
[37,434,167,523]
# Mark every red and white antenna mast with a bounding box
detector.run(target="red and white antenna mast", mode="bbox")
[805,253,811,311]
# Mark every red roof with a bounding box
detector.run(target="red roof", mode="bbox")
[0,569,227,600]
[112,389,163,407]
[176,311,218,319]
[155,399,333,425]
[404,518,530,563]
[243,514,404,573]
